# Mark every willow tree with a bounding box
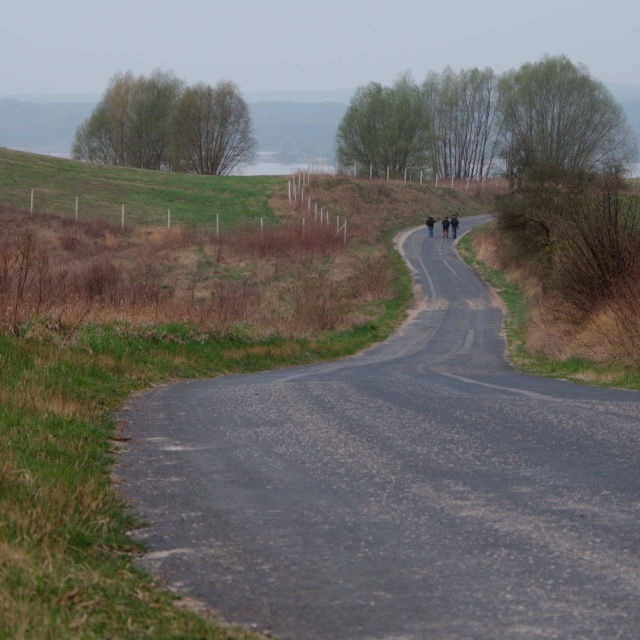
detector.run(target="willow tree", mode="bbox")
[336,73,431,180]
[422,67,501,180]
[498,55,635,184]
[72,70,184,170]
[170,81,256,175]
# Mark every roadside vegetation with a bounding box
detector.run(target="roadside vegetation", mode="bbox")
[458,173,640,390]
[0,147,497,639]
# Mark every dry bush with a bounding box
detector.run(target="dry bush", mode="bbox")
[349,251,393,302]
[228,220,344,259]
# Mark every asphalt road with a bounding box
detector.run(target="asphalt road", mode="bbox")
[117,215,640,640]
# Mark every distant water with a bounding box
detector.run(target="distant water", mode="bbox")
[237,153,335,176]
[8,146,639,179]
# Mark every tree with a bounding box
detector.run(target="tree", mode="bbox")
[125,70,184,170]
[498,55,636,183]
[422,67,501,181]
[72,70,184,170]
[170,81,256,175]
[335,73,431,179]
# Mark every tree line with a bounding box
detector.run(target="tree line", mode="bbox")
[72,70,256,175]
[336,55,636,182]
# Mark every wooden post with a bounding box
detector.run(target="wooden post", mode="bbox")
[168,209,171,229]
[216,213,219,239]
[386,167,389,181]
[121,205,125,229]
[75,196,78,222]
[30,189,34,214]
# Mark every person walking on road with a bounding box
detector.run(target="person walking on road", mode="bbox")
[450,214,460,239]
[441,216,450,238]
[425,215,435,238]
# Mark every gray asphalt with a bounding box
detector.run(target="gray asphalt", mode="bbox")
[117,215,640,640]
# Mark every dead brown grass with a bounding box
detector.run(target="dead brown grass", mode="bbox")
[474,223,640,366]
[0,178,499,341]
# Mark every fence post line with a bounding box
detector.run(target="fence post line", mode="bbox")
[121,204,125,229]
[386,167,389,181]
[308,195,311,213]
[336,215,340,233]
[216,213,219,239]
[420,170,423,185]
[354,161,356,178]
[288,180,292,202]
[435,175,439,187]
[370,164,373,180]
[344,219,347,245]
[168,209,171,229]
[302,217,306,233]
[75,196,78,222]
[30,188,34,214]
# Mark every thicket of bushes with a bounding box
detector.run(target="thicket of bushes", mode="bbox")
[493,168,640,363]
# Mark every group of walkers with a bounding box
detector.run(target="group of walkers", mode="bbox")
[425,213,459,239]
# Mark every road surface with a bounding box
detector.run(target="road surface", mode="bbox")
[118,215,640,640]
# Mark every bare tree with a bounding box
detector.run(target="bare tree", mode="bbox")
[422,67,501,181]
[170,81,256,175]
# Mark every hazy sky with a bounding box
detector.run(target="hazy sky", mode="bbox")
[2,0,639,99]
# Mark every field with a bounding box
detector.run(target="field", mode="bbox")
[0,148,498,639]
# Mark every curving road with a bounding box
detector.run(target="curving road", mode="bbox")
[118,215,640,640]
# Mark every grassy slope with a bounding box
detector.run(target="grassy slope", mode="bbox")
[0,149,499,639]
[0,148,285,227]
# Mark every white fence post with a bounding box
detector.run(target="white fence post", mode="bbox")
[121,204,125,229]
[30,188,34,214]
[75,196,78,222]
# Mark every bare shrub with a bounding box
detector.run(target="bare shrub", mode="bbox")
[551,175,640,319]
[287,261,351,332]
[81,260,122,304]
[229,220,343,259]
[350,252,393,302]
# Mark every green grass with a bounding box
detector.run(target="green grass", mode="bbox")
[0,148,286,228]
[1,303,414,639]
[458,227,640,390]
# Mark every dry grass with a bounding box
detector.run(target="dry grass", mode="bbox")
[473,223,640,367]
[1,177,498,342]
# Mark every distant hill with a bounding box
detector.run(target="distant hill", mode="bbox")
[0,96,347,162]
[0,99,94,156]
[0,83,638,162]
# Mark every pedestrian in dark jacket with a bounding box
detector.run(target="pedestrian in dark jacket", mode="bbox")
[441,216,450,238]
[450,214,459,239]
[425,215,435,238]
